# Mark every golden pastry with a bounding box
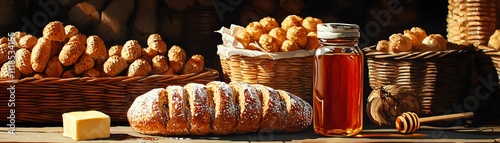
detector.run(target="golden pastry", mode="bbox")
[258,34,279,52]
[410,27,427,42]
[59,41,86,66]
[61,69,76,78]
[280,40,300,52]
[147,33,163,46]
[403,30,422,49]
[488,30,500,50]
[45,56,63,77]
[245,22,266,41]
[376,40,390,52]
[305,32,320,50]
[259,17,279,32]
[103,55,128,77]
[86,35,108,64]
[302,17,323,32]
[388,33,412,53]
[19,35,38,50]
[31,37,52,72]
[50,41,63,58]
[281,15,303,31]
[420,34,447,52]
[167,45,187,73]
[121,40,142,63]
[268,28,287,47]
[108,45,122,57]
[149,40,167,55]
[15,48,33,75]
[234,30,252,49]
[0,44,9,64]
[11,31,26,48]
[286,26,308,47]
[128,58,152,76]
[43,21,65,42]
[143,47,158,59]
[0,37,7,44]
[0,63,20,79]
[68,34,88,46]
[64,25,79,42]
[152,55,169,74]
[182,55,204,74]
[74,54,95,75]
[83,68,101,77]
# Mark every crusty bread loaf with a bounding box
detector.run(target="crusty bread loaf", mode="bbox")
[31,37,52,72]
[127,81,312,136]
[15,48,33,75]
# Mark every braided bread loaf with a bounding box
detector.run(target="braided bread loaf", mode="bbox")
[127,81,312,135]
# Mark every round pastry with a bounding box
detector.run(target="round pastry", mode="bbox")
[144,47,158,59]
[127,88,170,135]
[83,67,101,77]
[252,84,284,132]
[19,35,38,50]
[86,35,108,64]
[128,58,152,76]
[403,30,423,49]
[147,33,163,46]
[31,37,52,72]
[61,69,76,78]
[302,17,323,32]
[229,81,262,134]
[45,56,63,77]
[281,15,303,31]
[108,45,123,57]
[68,34,88,46]
[0,43,9,64]
[152,55,169,74]
[277,90,312,132]
[183,83,211,135]
[168,45,186,74]
[0,63,20,79]
[488,30,500,50]
[74,54,95,75]
[121,40,142,63]
[305,32,320,50]
[149,40,167,55]
[205,81,237,135]
[245,22,266,41]
[11,31,26,48]
[286,26,308,47]
[258,34,279,52]
[15,48,33,75]
[280,39,300,52]
[388,33,412,53]
[376,40,390,52]
[420,34,447,52]
[64,25,79,42]
[410,27,427,42]
[0,37,7,44]
[234,30,252,49]
[259,17,279,33]
[59,41,86,66]
[103,55,127,77]
[43,21,65,42]
[165,85,190,135]
[182,55,204,74]
[268,28,287,47]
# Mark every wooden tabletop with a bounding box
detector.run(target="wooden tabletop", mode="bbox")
[1,125,500,142]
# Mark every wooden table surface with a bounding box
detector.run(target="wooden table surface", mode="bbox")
[1,125,500,142]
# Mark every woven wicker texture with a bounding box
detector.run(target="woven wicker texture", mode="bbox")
[220,55,312,102]
[0,69,219,122]
[365,46,475,116]
[447,0,496,46]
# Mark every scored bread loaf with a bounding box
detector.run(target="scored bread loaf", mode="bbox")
[127,81,312,136]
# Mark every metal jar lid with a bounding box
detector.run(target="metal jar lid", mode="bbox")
[317,23,360,39]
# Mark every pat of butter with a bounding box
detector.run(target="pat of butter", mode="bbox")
[62,110,110,141]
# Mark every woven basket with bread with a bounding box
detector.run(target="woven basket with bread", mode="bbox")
[364,27,476,118]
[0,21,218,122]
[216,15,322,102]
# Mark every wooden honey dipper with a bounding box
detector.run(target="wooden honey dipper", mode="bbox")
[394,112,474,134]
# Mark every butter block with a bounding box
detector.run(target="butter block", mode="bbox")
[62,110,111,141]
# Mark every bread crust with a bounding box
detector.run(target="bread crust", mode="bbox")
[165,86,190,135]
[103,55,127,77]
[31,37,52,72]
[121,40,142,63]
[277,90,312,132]
[74,54,95,75]
[229,81,262,134]
[184,83,211,135]
[252,84,283,132]
[19,35,38,50]
[59,41,86,66]
[151,55,169,74]
[86,35,108,64]
[205,81,237,135]
[127,88,169,135]
[15,48,33,75]
[43,21,65,42]
[181,55,204,74]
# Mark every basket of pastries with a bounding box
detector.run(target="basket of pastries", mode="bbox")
[0,21,219,122]
[216,15,322,101]
[364,27,476,118]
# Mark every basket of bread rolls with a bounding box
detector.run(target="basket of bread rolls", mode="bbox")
[364,27,476,117]
[216,15,322,102]
[0,21,219,123]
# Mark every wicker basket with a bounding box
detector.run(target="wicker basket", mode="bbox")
[0,69,219,123]
[364,46,476,116]
[447,0,496,46]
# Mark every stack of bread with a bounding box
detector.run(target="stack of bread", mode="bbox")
[127,81,312,135]
[0,21,205,79]
[376,27,463,53]
[233,15,322,53]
